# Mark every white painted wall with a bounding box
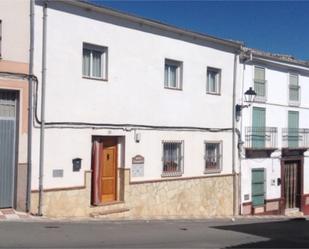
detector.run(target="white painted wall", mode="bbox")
[0,0,29,63]
[31,2,237,189]
[241,158,281,203]
[239,59,309,204]
[31,128,233,189]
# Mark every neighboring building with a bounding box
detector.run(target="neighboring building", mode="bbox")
[27,0,242,218]
[239,48,309,215]
[0,1,31,212]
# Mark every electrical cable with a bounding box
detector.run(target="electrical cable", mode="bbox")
[1,71,234,132]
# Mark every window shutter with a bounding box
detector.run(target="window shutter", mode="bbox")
[254,67,266,97]
[254,67,265,81]
[252,107,266,148]
[289,74,298,86]
[252,169,265,207]
[288,111,299,147]
[289,87,299,101]
[288,111,299,129]
[289,74,299,102]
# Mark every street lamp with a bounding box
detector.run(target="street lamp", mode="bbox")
[236,87,257,121]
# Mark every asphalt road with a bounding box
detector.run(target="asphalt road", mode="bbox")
[0,218,308,248]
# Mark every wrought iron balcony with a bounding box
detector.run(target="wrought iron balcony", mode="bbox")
[245,127,278,149]
[282,128,309,148]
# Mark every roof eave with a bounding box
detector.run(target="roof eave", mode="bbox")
[57,0,243,50]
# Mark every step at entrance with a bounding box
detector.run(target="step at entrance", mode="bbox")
[89,202,130,218]
[284,208,303,217]
[90,208,130,217]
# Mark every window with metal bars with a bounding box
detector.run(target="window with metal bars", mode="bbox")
[162,141,183,176]
[204,142,222,173]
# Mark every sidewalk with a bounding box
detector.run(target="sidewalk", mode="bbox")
[0,209,34,221]
[0,209,306,222]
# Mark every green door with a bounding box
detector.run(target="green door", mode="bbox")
[288,111,299,148]
[252,107,266,148]
[252,169,265,207]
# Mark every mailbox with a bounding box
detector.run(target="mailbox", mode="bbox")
[72,158,82,172]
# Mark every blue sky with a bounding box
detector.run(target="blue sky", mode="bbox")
[92,1,309,61]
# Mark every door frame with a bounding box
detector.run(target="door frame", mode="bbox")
[91,136,118,205]
[280,156,304,213]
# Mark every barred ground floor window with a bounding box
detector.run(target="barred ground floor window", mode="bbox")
[162,141,184,176]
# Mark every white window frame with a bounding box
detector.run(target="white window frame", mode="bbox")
[253,66,267,102]
[162,140,184,177]
[204,141,222,173]
[206,67,221,95]
[164,59,183,90]
[82,43,108,80]
[288,73,301,106]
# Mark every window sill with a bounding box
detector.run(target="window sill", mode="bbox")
[82,76,108,82]
[164,86,182,91]
[161,172,183,177]
[204,169,222,174]
[206,92,221,96]
[254,97,267,103]
[252,204,265,208]
[289,101,300,107]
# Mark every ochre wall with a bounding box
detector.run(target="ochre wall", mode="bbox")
[0,60,29,211]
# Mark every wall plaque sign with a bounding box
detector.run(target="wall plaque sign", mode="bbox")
[132,155,144,177]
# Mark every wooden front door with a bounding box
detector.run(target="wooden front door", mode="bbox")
[283,161,301,209]
[100,139,117,203]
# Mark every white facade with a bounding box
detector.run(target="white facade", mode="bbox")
[31,1,239,190]
[239,51,309,215]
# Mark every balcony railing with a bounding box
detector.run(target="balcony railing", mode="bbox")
[282,128,309,148]
[245,127,278,149]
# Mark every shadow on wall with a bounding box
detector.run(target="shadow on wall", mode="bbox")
[212,218,309,248]
[35,0,237,54]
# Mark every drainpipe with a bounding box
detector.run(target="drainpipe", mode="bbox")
[38,2,47,216]
[238,49,252,215]
[232,52,239,216]
[26,0,35,213]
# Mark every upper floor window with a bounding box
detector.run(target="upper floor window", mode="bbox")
[207,67,221,95]
[162,141,184,176]
[204,142,222,173]
[289,73,300,105]
[164,59,182,90]
[82,43,108,80]
[254,66,266,101]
